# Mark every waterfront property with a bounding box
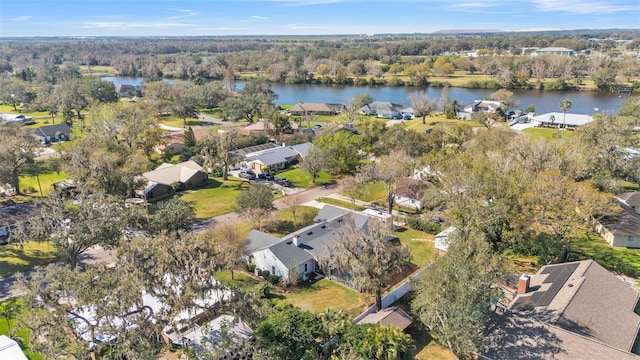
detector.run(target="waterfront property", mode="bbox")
[531,112,594,129]
[289,102,345,116]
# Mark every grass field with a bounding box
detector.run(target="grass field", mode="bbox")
[275,168,333,189]
[281,278,367,318]
[19,161,67,197]
[180,177,251,218]
[160,116,206,128]
[393,227,437,268]
[0,241,57,278]
[522,127,576,141]
[569,232,640,278]
[403,114,484,132]
[356,182,387,203]
[215,270,261,290]
[79,65,118,76]
[0,298,43,360]
[318,197,367,211]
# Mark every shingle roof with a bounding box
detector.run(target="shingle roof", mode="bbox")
[143,160,204,185]
[483,314,640,360]
[360,101,406,112]
[356,306,413,331]
[598,201,640,237]
[290,103,344,113]
[244,229,281,253]
[395,178,429,199]
[509,260,640,353]
[619,192,640,209]
[33,123,72,137]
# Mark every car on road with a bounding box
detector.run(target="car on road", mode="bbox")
[274,177,292,187]
[258,173,274,181]
[238,170,256,180]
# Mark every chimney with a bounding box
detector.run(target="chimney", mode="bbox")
[293,234,301,247]
[518,274,531,294]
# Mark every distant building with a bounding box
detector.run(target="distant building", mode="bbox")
[531,47,577,57]
[289,103,345,116]
[33,123,73,144]
[596,192,640,248]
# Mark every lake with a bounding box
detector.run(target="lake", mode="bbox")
[103,76,634,115]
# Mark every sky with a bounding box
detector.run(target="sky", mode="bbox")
[0,0,639,37]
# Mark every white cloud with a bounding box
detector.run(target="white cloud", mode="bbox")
[531,0,637,14]
[8,16,32,22]
[167,8,199,19]
[251,15,268,19]
[81,21,194,29]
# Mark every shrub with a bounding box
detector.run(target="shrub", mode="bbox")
[407,217,442,234]
[247,262,256,272]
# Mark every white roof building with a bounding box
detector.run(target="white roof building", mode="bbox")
[0,335,28,360]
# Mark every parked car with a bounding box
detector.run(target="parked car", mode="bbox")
[258,173,274,181]
[238,170,256,180]
[274,177,292,187]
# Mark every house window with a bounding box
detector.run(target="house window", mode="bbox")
[271,266,276,274]
[304,263,308,272]
[629,236,635,242]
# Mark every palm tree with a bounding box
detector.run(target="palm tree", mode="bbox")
[559,99,572,130]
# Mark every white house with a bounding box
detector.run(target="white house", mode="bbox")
[531,112,594,129]
[245,205,370,283]
[463,100,505,114]
[393,178,429,211]
[435,226,456,252]
[360,102,407,119]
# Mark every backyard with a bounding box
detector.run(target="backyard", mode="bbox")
[280,278,367,318]
[18,161,67,197]
[569,232,640,278]
[0,241,57,278]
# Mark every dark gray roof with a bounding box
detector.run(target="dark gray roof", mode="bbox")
[33,123,72,137]
[244,229,281,253]
[266,239,313,267]
[0,202,41,228]
[483,314,640,360]
[619,192,640,209]
[290,142,312,157]
[509,260,640,353]
[598,201,640,237]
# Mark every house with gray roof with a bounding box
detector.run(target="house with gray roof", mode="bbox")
[241,142,313,173]
[483,260,640,359]
[360,102,408,119]
[532,112,594,129]
[141,160,207,197]
[532,47,577,57]
[245,205,370,283]
[597,192,640,248]
[33,123,72,144]
[290,103,345,116]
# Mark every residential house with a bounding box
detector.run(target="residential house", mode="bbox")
[239,119,299,135]
[0,201,41,243]
[114,84,143,98]
[462,100,505,114]
[290,103,345,116]
[141,160,207,198]
[483,260,640,359]
[236,142,313,173]
[244,205,370,283]
[33,123,73,144]
[393,177,429,211]
[434,226,456,252]
[532,112,594,129]
[155,133,185,155]
[360,102,408,119]
[532,47,577,57]
[356,306,413,331]
[0,335,28,360]
[597,192,640,248]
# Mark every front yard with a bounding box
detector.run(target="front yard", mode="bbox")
[180,177,250,218]
[0,241,57,278]
[569,232,640,278]
[273,168,333,189]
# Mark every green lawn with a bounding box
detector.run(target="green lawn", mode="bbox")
[160,116,206,128]
[0,241,57,278]
[522,127,576,141]
[180,177,251,218]
[317,197,367,211]
[275,168,333,189]
[393,228,437,268]
[569,232,640,278]
[281,278,367,318]
[19,161,67,197]
[403,114,484,133]
[0,298,43,360]
[215,270,261,290]
[356,182,386,203]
